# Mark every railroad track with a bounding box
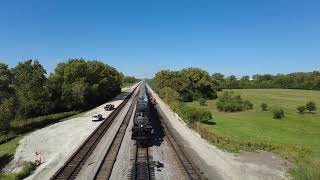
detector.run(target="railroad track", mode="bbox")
[155,102,205,180]
[94,87,140,180]
[51,85,140,180]
[133,147,152,180]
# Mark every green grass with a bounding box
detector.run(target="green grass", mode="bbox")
[121,82,137,88]
[187,89,320,180]
[0,162,37,180]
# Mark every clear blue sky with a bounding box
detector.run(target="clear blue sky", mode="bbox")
[0,0,319,78]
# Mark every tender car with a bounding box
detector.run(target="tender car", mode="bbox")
[92,114,103,122]
[104,104,115,111]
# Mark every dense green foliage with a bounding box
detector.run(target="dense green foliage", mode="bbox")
[159,87,180,103]
[272,108,285,119]
[0,59,123,133]
[216,91,253,112]
[296,105,306,113]
[122,75,139,84]
[48,59,122,111]
[153,68,217,102]
[260,103,268,111]
[0,64,17,133]
[212,71,320,90]
[171,102,212,123]
[12,60,51,118]
[306,101,316,112]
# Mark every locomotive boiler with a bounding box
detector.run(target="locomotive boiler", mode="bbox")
[132,83,153,145]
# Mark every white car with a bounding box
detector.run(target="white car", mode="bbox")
[92,114,103,122]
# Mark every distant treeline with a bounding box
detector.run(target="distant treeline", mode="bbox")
[212,71,320,90]
[0,58,135,132]
[152,68,320,102]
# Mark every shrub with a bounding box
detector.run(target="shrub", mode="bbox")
[172,102,212,123]
[216,91,243,112]
[260,103,268,111]
[159,87,180,104]
[273,108,285,119]
[216,91,253,112]
[305,101,316,112]
[198,98,206,106]
[243,100,254,110]
[297,105,306,114]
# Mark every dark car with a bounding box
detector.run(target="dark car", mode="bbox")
[104,104,115,111]
[92,114,103,122]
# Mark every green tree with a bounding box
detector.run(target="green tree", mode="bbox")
[159,87,180,104]
[273,108,285,119]
[260,103,268,111]
[297,105,306,114]
[198,98,206,106]
[179,68,217,101]
[153,68,217,102]
[0,64,18,130]
[243,100,254,110]
[211,73,225,90]
[306,101,316,112]
[12,60,51,118]
[240,76,250,88]
[216,91,243,112]
[0,98,16,133]
[48,59,122,111]
[225,75,239,89]
[153,70,182,92]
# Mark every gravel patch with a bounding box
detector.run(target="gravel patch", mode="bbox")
[147,85,291,180]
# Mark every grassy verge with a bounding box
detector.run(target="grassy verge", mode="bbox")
[11,111,79,129]
[0,111,79,145]
[0,162,37,180]
[0,111,80,177]
[169,89,319,180]
[121,82,138,88]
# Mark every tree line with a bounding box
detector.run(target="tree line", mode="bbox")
[152,68,217,102]
[152,68,320,103]
[0,58,132,132]
[212,71,320,90]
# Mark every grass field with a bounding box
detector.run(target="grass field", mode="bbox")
[187,89,320,180]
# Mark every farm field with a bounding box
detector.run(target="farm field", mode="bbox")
[188,89,320,180]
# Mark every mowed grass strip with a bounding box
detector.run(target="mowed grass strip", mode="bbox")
[187,89,320,180]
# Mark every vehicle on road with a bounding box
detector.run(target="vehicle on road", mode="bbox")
[104,104,115,111]
[92,114,104,122]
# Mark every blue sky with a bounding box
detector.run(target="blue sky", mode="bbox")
[0,0,319,78]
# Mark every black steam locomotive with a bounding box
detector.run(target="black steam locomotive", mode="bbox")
[132,84,153,145]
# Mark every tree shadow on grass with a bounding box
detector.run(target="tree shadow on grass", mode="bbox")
[11,119,62,134]
[202,120,216,125]
[0,154,13,171]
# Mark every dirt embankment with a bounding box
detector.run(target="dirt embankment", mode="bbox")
[147,85,291,180]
